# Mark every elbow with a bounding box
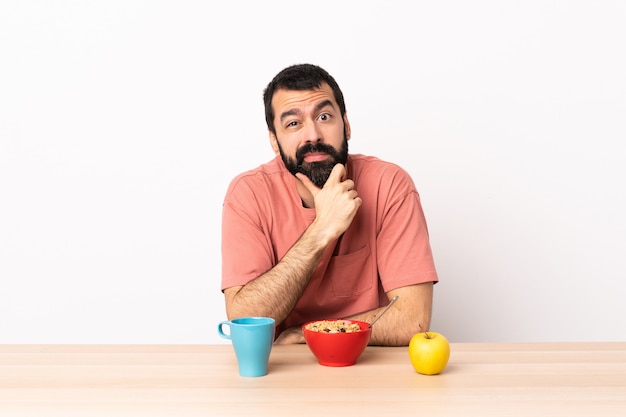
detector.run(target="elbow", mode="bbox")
[399,317,430,346]
[225,298,279,323]
[225,303,250,321]
[223,286,250,320]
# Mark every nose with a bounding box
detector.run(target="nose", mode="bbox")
[303,120,322,144]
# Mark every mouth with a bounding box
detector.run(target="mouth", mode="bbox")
[302,152,330,163]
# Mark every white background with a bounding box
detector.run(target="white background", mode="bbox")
[1,1,625,344]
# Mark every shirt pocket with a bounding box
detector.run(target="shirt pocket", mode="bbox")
[327,245,374,298]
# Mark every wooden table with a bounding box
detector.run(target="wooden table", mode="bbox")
[1,343,625,416]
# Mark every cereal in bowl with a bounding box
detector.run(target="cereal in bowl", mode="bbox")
[305,320,362,333]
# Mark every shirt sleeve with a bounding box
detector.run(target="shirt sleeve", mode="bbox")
[375,167,439,292]
[221,176,275,291]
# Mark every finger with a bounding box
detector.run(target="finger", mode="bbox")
[296,163,346,195]
[295,172,321,195]
[342,178,355,191]
[326,163,346,184]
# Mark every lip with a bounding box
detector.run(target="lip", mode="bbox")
[303,152,329,163]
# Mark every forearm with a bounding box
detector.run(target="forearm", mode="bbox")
[350,309,429,346]
[224,220,334,325]
[346,283,433,346]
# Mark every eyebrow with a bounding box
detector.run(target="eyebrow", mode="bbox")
[279,99,335,123]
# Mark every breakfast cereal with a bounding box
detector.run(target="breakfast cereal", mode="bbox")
[305,320,362,333]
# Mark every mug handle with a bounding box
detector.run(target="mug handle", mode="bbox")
[217,321,232,340]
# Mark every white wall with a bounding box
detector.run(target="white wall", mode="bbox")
[1,1,624,344]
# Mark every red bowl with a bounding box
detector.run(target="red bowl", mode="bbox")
[302,319,372,366]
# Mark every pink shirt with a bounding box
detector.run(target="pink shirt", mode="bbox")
[221,154,438,336]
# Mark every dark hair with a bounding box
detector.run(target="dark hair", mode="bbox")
[263,64,346,135]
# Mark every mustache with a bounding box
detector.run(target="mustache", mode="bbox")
[296,143,338,166]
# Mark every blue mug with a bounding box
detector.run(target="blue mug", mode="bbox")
[218,317,275,377]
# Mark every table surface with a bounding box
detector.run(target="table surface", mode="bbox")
[1,342,625,416]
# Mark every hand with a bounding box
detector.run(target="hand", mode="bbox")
[274,325,305,344]
[296,164,362,242]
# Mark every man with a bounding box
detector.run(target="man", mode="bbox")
[221,64,438,346]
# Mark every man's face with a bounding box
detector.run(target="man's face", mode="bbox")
[269,83,350,188]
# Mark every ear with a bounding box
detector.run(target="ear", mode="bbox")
[344,114,351,140]
[269,131,280,156]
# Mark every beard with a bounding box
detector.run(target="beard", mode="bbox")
[278,136,349,188]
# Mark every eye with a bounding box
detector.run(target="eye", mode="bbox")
[286,120,299,128]
[318,112,332,121]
